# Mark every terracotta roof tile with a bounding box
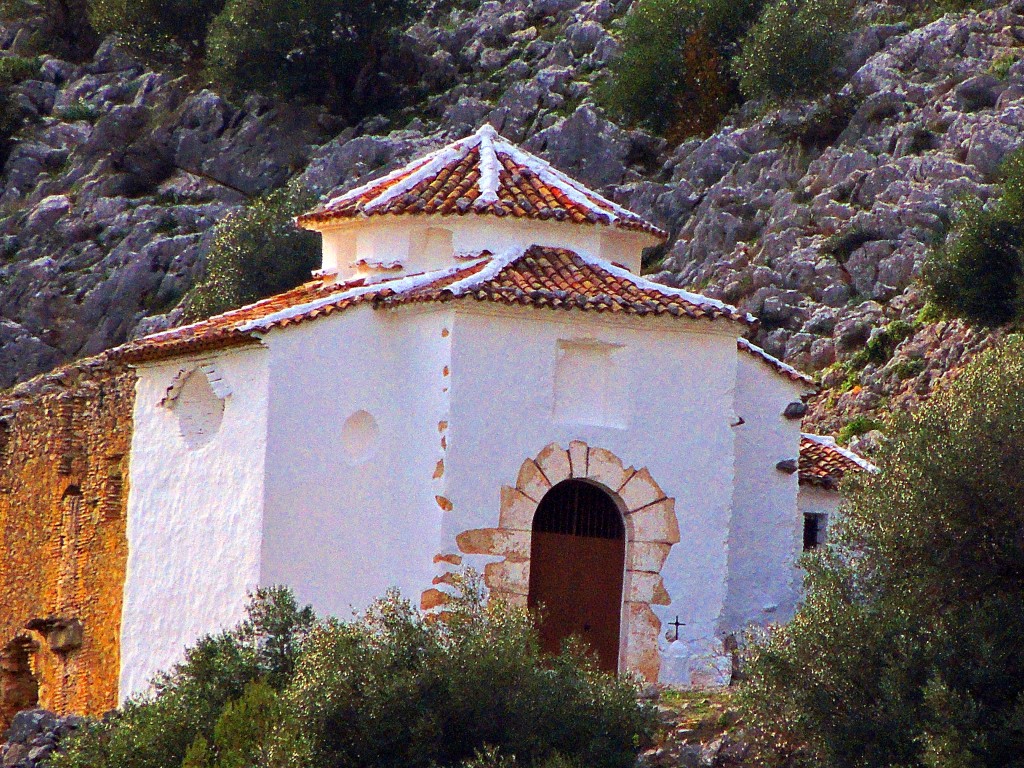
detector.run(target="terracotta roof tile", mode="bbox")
[119,245,749,363]
[296,125,666,239]
[799,434,876,488]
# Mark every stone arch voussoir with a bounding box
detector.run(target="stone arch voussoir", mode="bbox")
[433,441,679,683]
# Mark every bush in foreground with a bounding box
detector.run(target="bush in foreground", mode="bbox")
[294,580,653,768]
[54,576,655,768]
[53,587,315,768]
[740,337,1024,767]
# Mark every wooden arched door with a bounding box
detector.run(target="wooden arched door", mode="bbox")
[527,479,625,673]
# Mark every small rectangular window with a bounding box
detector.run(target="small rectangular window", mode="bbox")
[803,513,825,551]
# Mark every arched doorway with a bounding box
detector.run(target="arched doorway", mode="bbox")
[527,479,625,673]
[445,441,678,683]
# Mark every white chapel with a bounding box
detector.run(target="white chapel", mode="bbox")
[115,125,871,696]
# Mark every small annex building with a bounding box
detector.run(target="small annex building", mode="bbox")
[104,125,872,696]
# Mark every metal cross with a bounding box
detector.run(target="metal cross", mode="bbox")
[669,616,685,641]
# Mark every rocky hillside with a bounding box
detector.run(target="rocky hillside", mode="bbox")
[1,0,1022,442]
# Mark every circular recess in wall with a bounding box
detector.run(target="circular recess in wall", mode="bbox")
[341,410,380,465]
[175,370,225,449]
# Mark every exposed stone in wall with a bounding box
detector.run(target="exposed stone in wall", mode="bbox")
[0,352,134,729]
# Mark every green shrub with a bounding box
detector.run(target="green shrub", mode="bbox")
[55,97,100,122]
[183,681,311,768]
[291,576,655,768]
[0,55,39,86]
[990,51,1019,80]
[923,149,1024,326]
[741,336,1024,768]
[183,182,319,321]
[0,90,24,165]
[599,0,765,138]
[836,414,881,445]
[203,0,425,118]
[733,0,855,102]
[88,0,226,62]
[848,319,914,369]
[53,588,316,768]
[891,356,926,380]
[54,576,654,768]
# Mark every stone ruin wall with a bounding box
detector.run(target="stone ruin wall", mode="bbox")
[0,354,135,729]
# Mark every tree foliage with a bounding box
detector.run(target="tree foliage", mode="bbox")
[293,579,654,768]
[601,0,857,138]
[203,0,425,117]
[53,576,655,768]
[84,0,423,117]
[0,0,98,60]
[183,681,311,768]
[732,0,855,102]
[599,0,764,138]
[52,587,316,768]
[740,337,1024,768]
[88,0,226,61]
[183,182,320,321]
[923,148,1024,327]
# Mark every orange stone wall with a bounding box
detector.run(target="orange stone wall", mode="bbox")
[0,354,134,726]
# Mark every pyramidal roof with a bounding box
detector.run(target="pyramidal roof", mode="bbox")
[296,125,666,238]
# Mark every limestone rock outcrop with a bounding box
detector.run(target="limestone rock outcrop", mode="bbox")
[2,0,1024,435]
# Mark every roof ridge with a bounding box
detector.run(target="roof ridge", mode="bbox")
[239,260,488,334]
[442,245,528,295]
[476,125,501,207]
[494,135,634,224]
[737,337,817,389]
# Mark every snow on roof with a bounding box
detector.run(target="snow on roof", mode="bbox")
[296,125,666,238]
[120,245,750,362]
[737,337,817,391]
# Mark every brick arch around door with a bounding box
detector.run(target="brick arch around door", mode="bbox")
[438,441,680,683]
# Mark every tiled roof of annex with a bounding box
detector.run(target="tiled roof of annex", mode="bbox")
[119,245,753,362]
[799,433,877,488]
[296,125,666,239]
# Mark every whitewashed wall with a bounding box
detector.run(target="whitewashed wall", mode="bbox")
[797,483,841,540]
[257,304,451,617]
[120,345,270,699]
[319,216,655,279]
[721,353,806,634]
[119,261,824,695]
[440,305,741,685]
